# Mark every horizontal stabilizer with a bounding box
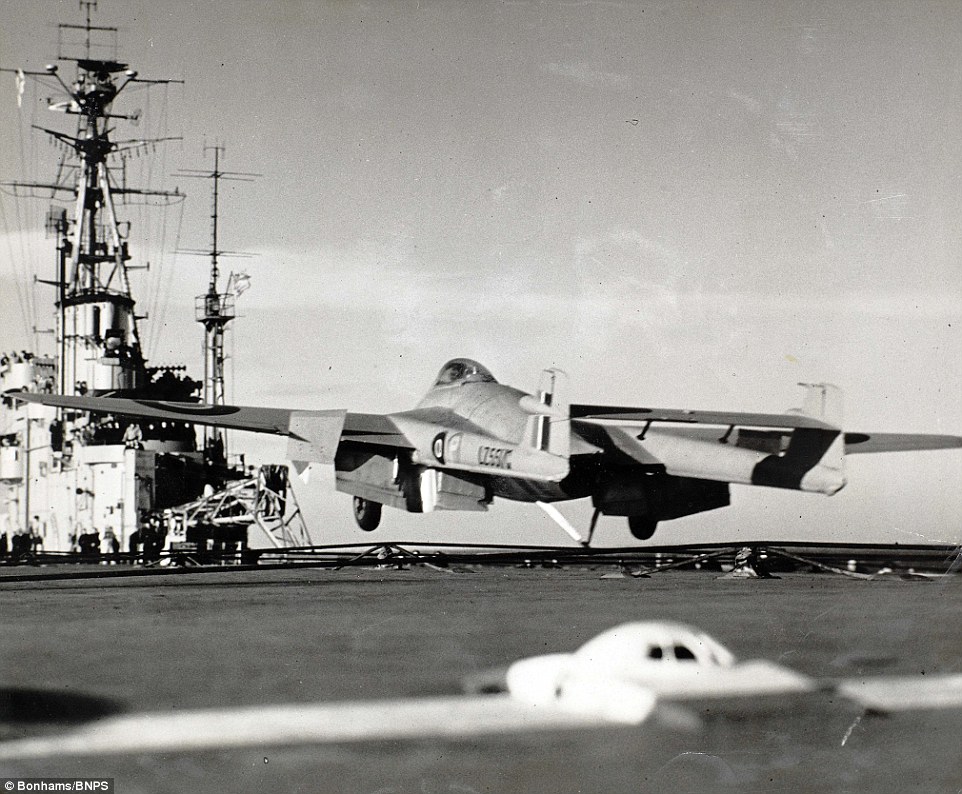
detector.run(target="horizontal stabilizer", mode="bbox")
[572,404,837,431]
[844,432,962,454]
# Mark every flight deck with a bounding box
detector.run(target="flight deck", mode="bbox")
[1,556,960,792]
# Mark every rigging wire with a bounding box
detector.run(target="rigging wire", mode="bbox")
[143,83,161,350]
[102,79,181,363]
[0,197,33,341]
[15,98,36,331]
[150,198,186,362]
[23,75,53,332]
[1,90,38,341]
[139,83,154,339]
[143,84,180,361]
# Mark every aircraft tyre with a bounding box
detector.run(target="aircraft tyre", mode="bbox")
[353,497,382,531]
[627,515,658,541]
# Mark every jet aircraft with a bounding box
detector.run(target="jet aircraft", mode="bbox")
[10,358,962,542]
[2,620,960,758]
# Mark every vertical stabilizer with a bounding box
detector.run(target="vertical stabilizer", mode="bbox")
[780,382,846,494]
[527,368,570,460]
[796,382,844,427]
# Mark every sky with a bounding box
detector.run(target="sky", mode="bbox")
[1,0,960,547]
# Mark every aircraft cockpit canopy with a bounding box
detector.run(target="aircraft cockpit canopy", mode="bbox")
[573,622,737,669]
[432,359,498,387]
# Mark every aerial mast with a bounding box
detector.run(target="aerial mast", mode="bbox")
[177,145,256,460]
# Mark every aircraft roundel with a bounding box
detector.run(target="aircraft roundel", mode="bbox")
[432,432,446,464]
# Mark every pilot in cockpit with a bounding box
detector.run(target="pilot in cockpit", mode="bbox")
[433,359,497,387]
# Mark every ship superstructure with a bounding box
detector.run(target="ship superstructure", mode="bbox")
[0,3,307,557]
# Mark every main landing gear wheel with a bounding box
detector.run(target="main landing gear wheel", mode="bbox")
[627,516,658,541]
[353,497,382,531]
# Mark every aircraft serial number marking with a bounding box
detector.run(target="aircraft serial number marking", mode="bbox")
[478,446,513,469]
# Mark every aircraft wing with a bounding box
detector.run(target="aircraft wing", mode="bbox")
[6,392,414,464]
[837,673,962,712]
[340,412,414,449]
[11,391,312,433]
[0,693,652,759]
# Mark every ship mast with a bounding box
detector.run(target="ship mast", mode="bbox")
[0,2,304,556]
[1,0,183,398]
[177,145,256,458]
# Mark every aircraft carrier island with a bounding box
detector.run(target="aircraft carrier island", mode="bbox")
[0,4,306,563]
